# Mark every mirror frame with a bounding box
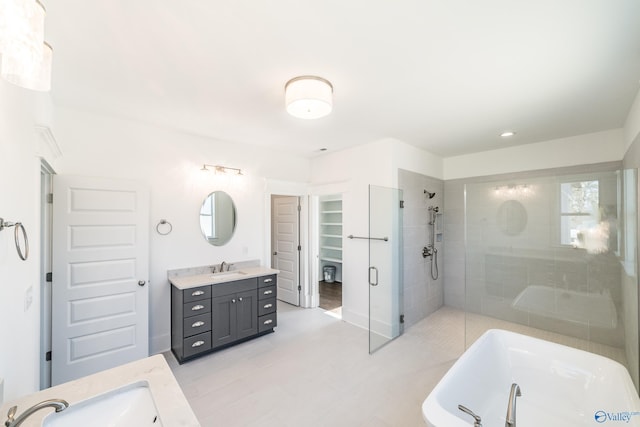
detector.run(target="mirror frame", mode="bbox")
[199,190,237,246]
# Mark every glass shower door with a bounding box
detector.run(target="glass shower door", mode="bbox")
[369,185,403,353]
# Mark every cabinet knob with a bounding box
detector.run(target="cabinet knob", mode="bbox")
[192,290,205,296]
[192,304,205,311]
[231,299,236,303]
[192,340,205,348]
[192,321,205,328]
[238,297,243,301]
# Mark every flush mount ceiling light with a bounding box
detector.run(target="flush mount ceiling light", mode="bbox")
[500,131,516,137]
[200,164,243,175]
[0,0,53,91]
[285,76,333,119]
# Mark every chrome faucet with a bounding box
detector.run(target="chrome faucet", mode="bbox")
[505,383,522,427]
[458,404,482,427]
[5,399,69,427]
[219,261,227,272]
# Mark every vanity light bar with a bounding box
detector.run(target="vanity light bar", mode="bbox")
[200,164,243,175]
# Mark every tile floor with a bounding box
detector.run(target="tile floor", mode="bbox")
[165,302,628,427]
[165,303,465,427]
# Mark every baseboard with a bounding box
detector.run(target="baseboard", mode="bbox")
[150,333,171,355]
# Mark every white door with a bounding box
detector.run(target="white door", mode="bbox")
[51,175,149,385]
[272,196,300,305]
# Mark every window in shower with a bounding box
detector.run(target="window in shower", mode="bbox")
[559,180,599,246]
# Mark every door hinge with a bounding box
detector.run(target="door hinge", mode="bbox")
[298,285,302,291]
[400,314,405,324]
[45,351,52,361]
[46,272,52,282]
[46,193,53,204]
[297,245,301,251]
[400,200,404,208]
[297,204,301,212]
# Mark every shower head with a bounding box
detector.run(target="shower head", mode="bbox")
[424,190,436,199]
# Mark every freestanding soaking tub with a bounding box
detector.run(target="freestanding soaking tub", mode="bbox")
[422,329,640,426]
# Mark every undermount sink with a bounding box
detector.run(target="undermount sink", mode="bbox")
[210,271,248,281]
[43,381,163,427]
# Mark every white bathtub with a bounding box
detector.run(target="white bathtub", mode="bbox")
[422,329,640,426]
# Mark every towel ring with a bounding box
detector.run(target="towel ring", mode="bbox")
[14,223,28,260]
[0,218,29,261]
[156,219,173,236]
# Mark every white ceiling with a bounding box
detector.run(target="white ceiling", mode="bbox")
[46,1,640,158]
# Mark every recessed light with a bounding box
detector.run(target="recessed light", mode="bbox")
[500,131,516,137]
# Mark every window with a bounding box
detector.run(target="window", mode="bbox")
[560,180,599,246]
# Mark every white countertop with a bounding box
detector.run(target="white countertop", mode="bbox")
[169,266,279,290]
[0,355,200,427]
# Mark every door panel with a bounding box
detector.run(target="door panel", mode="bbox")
[369,185,403,354]
[272,196,300,305]
[212,295,235,348]
[236,290,258,339]
[52,176,149,385]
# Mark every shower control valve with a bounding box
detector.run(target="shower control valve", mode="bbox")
[422,246,433,258]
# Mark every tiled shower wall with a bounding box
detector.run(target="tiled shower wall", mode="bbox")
[443,162,634,348]
[399,169,444,328]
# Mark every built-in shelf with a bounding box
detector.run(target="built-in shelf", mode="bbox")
[319,197,343,281]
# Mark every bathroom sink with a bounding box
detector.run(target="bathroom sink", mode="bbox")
[43,381,163,427]
[210,271,248,281]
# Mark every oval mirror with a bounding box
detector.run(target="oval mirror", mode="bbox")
[496,199,527,236]
[199,191,237,246]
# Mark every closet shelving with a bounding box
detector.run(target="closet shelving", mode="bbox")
[319,197,343,274]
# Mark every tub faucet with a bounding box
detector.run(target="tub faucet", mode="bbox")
[505,383,522,427]
[5,399,69,427]
[458,404,482,427]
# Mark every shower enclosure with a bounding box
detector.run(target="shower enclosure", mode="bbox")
[368,185,404,353]
[464,167,640,390]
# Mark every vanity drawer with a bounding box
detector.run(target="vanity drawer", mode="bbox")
[183,313,211,338]
[184,299,211,317]
[212,278,257,298]
[258,297,277,316]
[258,274,277,288]
[183,332,212,358]
[184,285,211,303]
[259,285,277,300]
[258,312,277,333]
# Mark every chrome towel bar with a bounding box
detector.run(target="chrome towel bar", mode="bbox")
[347,235,388,242]
[0,218,29,261]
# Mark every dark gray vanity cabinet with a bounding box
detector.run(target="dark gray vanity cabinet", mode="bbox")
[171,274,277,363]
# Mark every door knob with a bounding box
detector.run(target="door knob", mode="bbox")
[273,251,278,255]
[138,280,146,287]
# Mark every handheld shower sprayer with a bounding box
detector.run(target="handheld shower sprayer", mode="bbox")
[424,190,436,199]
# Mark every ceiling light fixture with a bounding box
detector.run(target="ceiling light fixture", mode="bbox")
[0,0,53,92]
[285,75,333,119]
[201,164,243,175]
[500,131,516,137]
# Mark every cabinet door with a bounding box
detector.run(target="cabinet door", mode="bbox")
[211,294,236,348]
[236,290,258,340]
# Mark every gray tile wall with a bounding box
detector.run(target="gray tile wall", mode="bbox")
[444,162,631,349]
[399,169,444,328]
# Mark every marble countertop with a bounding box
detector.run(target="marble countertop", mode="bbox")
[0,355,200,427]
[169,266,279,290]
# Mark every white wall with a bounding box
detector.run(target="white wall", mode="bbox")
[53,107,310,354]
[444,129,625,180]
[624,88,640,153]
[0,82,59,402]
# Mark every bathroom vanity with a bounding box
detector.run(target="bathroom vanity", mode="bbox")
[169,266,279,363]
